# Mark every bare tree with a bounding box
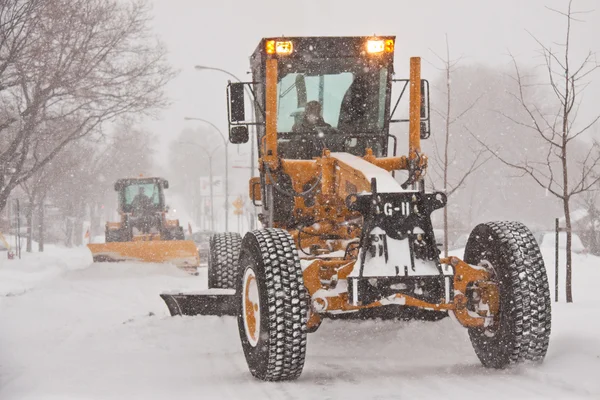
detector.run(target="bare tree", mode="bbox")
[428,36,490,256]
[0,0,173,214]
[20,166,48,252]
[43,122,155,246]
[473,1,600,303]
[19,142,85,250]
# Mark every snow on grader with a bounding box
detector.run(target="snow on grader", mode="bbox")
[161,36,551,381]
[88,177,200,273]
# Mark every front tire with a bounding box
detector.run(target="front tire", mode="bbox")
[105,229,120,243]
[464,221,551,368]
[237,229,308,381]
[207,233,242,289]
[173,226,185,240]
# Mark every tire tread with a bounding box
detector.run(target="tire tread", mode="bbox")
[465,221,551,368]
[208,233,242,289]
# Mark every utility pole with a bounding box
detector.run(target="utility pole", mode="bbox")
[179,141,222,232]
[184,117,229,232]
[208,155,215,231]
[193,65,257,230]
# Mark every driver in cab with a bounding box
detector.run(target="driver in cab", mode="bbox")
[130,186,155,234]
[131,187,152,214]
[292,101,331,132]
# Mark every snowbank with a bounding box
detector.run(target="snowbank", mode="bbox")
[0,245,92,297]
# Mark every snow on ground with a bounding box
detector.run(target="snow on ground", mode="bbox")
[0,245,598,399]
[0,244,90,297]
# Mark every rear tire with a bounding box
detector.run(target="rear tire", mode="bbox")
[172,226,185,241]
[208,233,242,289]
[464,221,551,369]
[105,229,121,243]
[237,229,308,381]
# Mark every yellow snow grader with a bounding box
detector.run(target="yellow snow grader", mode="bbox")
[161,36,551,380]
[88,177,199,273]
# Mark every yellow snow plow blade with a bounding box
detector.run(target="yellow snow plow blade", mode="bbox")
[87,240,199,270]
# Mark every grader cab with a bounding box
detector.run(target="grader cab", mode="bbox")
[161,36,551,381]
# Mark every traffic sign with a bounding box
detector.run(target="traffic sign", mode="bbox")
[233,196,244,215]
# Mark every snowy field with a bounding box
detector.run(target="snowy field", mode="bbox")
[0,244,599,400]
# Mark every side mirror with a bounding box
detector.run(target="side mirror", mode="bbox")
[230,126,249,144]
[389,78,431,138]
[420,80,431,139]
[163,180,169,189]
[114,182,121,191]
[420,121,430,139]
[229,82,246,122]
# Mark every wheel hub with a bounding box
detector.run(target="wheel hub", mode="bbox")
[473,260,500,334]
[242,268,260,347]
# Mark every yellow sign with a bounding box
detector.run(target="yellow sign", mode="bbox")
[233,196,244,215]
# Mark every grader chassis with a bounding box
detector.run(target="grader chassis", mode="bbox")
[161,36,551,381]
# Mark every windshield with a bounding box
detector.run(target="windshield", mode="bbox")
[277,59,388,132]
[274,57,390,158]
[122,183,161,212]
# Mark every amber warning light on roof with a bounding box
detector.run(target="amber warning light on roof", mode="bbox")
[367,39,394,54]
[265,40,293,55]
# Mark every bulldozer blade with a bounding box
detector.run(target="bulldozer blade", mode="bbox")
[160,289,237,316]
[87,240,200,270]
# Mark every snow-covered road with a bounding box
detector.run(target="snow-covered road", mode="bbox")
[0,246,599,400]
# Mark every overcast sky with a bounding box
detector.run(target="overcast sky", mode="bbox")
[146,0,600,163]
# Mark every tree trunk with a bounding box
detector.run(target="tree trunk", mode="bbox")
[561,106,572,302]
[65,217,73,247]
[26,203,33,252]
[587,205,598,255]
[590,229,599,256]
[562,11,573,303]
[90,203,99,239]
[0,186,13,215]
[38,202,44,252]
[564,196,573,303]
[74,204,84,246]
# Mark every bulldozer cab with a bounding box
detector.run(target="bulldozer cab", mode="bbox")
[229,37,400,160]
[115,177,167,214]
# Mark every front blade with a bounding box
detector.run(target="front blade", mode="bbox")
[160,289,237,316]
[87,240,200,268]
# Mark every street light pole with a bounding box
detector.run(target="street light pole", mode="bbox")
[194,65,257,230]
[183,117,229,232]
[207,150,215,231]
[179,141,222,232]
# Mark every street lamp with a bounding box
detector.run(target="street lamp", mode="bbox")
[194,65,257,230]
[179,141,222,231]
[183,117,229,232]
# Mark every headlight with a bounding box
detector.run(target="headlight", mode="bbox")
[266,40,293,55]
[367,39,394,54]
